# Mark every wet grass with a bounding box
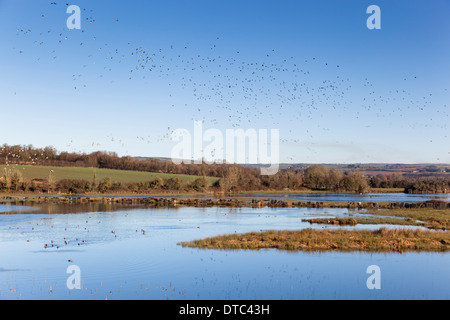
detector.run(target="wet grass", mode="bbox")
[238,190,331,194]
[179,228,450,253]
[302,217,423,228]
[302,217,359,226]
[369,188,405,193]
[363,208,450,230]
[303,208,449,230]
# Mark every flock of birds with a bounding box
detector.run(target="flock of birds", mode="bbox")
[1,205,255,299]
[1,3,449,301]
[10,2,449,160]
[0,146,55,166]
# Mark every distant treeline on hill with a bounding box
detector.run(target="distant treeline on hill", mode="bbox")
[0,144,448,194]
[0,144,229,177]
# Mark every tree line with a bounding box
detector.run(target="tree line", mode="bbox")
[0,144,448,194]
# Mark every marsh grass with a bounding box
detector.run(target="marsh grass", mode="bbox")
[179,228,450,252]
[363,208,450,230]
[302,217,423,227]
[302,217,358,226]
[369,188,405,193]
[303,208,449,230]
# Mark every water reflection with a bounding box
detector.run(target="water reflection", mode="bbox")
[0,203,448,300]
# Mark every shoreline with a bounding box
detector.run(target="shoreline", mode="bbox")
[1,194,448,252]
[1,194,449,210]
[0,185,445,199]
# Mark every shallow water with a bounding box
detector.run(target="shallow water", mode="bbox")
[233,192,450,203]
[0,204,449,300]
[55,192,449,203]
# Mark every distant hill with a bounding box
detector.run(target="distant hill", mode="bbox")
[133,157,450,176]
[239,162,450,176]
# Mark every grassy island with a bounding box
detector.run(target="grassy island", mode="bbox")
[178,228,450,253]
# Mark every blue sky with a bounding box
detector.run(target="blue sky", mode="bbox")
[0,0,449,163]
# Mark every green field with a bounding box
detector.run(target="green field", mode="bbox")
[0,165,219,184]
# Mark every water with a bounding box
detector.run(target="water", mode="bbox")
[232,192,450,203]
[69,192,449,203]
[0,200,449,300]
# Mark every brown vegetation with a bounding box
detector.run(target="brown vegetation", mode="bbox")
[365,208,450,231]
[302,218,358,226]
[178,228,450,253]
[0,174,211,195]
[1,144,449,194]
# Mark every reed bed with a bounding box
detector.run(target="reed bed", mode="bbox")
[179,228,450,253]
